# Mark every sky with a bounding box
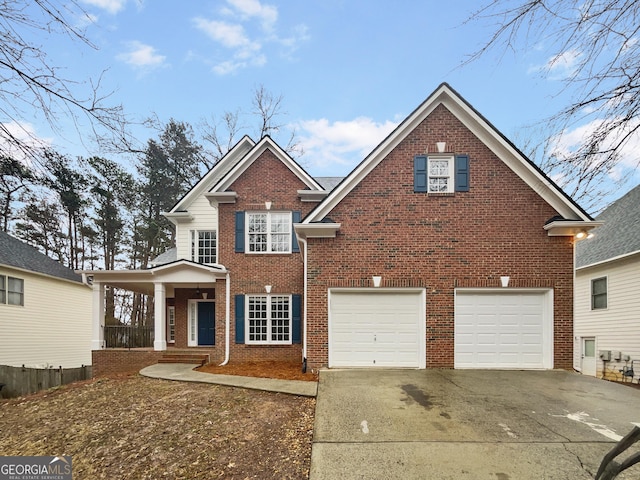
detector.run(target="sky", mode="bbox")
[16,0,640,213]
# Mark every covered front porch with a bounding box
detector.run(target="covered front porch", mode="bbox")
[80,260,231,375]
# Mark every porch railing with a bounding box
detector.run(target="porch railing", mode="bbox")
[104,325,154,348]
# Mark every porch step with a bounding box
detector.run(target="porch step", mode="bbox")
[158,353,209,366]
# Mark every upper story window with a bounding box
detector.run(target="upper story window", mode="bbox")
[191,230,217,264]
[0,274,24,306]
[414,154,469,193]
[591,277,607,310]
[247,211,291,253]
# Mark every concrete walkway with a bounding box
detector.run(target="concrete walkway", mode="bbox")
[139,362,317,397]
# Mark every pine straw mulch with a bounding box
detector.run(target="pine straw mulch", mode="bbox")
[0,373,315,479]
[197,360,319,382]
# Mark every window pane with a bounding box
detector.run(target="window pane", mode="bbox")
[270,296,290,342]
[428,177,448,192]
[592,277,607,309]
[7,277,23,306]
[248,296,268,342]
[429,159,449,176]
[0,275,5,304]
[197,231,216,264]
[584,339,595,357]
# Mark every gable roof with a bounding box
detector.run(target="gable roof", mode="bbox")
[576,184,640,269]
[303,83,593,224]
[168,135,256,213]
[211,135,323,192]
[0,231,83,283]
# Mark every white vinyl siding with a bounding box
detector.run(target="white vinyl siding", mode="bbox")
[174,195,218,261]
[575,255,640,376]
[0,268,91,368]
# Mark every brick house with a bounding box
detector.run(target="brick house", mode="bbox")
[86,83,598,375]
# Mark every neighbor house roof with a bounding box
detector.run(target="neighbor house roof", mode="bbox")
[0,231,83,283]
[576,184,640,269]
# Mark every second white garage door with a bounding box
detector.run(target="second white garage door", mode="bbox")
[454,290,553,369]
[329,290,425,368]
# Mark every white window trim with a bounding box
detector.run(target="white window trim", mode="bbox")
[245,294,292,345]
[191,230,217,264]
[591,276,608,310]
[167,305,176,343]
[0,274,24,306]
[427,154,455,194]
[245,211,292,254]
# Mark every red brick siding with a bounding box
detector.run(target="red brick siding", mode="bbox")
[215,149,316,364]
[305,104,575,370]
[92,350,165,377]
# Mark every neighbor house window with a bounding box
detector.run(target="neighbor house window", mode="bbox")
[246,295,291,344]
[591,277,607,310]
[246,212,291,253]
[191,230,216,264]
[0,275,24,306]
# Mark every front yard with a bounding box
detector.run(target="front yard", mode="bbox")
[0,374,315,479]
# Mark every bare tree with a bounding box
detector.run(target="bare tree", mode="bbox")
[0,0,131,160]
[466,0,640,211]
[199,85,303,169]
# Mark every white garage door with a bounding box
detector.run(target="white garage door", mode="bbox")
[329,290,425,368]
[455,291,552,369]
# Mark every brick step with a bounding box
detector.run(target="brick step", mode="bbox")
[158,354,209,366]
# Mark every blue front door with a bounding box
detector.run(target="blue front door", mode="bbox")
[197,302,215,346]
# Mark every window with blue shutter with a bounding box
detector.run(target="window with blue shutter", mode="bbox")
[292,211,301,253]
[292,294,301,344]
[414,155,427,193]
[234,294,245,343]
[455,154,469,192]
[235,211,245,252]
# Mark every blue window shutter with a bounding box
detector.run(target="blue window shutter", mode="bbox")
[455,155,469,192]
[292,294,301,344]
[414,155,427,192]
[235,211,245,252]
[235,294,245,344]
[292,211,301,253]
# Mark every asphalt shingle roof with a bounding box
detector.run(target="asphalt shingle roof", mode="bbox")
[576,184,640,268]
[0,231,83,283]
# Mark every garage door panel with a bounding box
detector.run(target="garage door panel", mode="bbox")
[455,292,550,369]
[329,291,424,368]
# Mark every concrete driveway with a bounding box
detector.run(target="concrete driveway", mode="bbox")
[310,369,640,479]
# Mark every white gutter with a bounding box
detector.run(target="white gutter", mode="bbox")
[219,271,231,366]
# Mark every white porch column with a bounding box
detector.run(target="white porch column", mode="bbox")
[91,281,105,350]
[153,282,167,351]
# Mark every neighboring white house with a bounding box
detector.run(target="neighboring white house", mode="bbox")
[574,184,640,382]
[0,231,92,368]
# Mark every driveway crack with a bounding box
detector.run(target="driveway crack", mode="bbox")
[563,443,594,478]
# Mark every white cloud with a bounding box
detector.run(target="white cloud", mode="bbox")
[225,0,278,31]
[193,0,308,75]
[528,48,582,80]
[116,41,167,70]
[0,122,53,164]
[295,117,399,174]
[81,0,127,14]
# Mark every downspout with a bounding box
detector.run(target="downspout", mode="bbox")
[299,236,308,373]
[219,271,231,366]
